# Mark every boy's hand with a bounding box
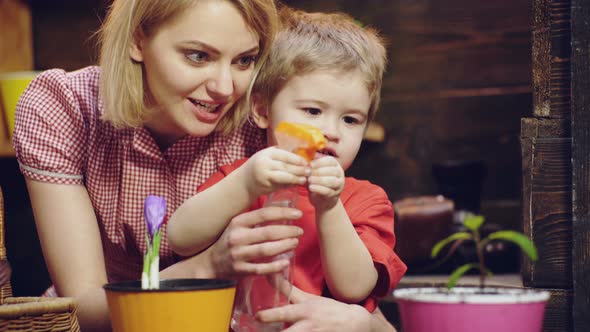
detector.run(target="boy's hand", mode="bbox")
[308,156,344,211]
[243,147,310,198]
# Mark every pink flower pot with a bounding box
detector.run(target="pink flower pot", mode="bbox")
[393,287,550,332]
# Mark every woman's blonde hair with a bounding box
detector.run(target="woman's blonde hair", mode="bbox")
[98,0,279,133]
[252,7,387,121]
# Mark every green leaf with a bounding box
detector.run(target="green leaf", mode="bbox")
[487,230,538,261]
[142,253,149,274]
[431,232,473,258]
[463,215,485,232]
[153,230,162,256]
[447,263,479,289]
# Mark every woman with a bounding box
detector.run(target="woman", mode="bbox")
[13,1,396,331]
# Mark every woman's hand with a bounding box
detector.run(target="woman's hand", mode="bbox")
[308,156,344,211]
[207,206,304,279]
[257,283,397,332]
[242,147,309,198]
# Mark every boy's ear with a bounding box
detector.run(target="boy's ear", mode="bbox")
[129,30,145,62]
[250,94,270,129]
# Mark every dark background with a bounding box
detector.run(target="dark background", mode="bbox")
[1,0,531,295]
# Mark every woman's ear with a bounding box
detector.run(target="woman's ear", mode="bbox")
[129,30,145,62]
[250,94,270,129]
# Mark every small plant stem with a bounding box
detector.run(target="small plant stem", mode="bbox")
[473,229,486,289]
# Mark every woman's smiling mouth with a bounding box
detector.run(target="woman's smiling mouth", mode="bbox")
[188,98,224,123]
[189,98,221,113]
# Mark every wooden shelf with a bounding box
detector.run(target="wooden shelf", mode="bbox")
[397,274,523,289]
[0,140,14,157]
[0,103,13,157]
[0,0,33,72]
[382,85,532,103]
[364,121,385,143]
[0,109,13,157]
[0,0,31,159]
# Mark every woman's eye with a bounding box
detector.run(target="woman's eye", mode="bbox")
[186,51,209,64]
[236,55,256,69]
[304,108,321,115]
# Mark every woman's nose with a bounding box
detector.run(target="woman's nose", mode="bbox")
[206,64,234,99]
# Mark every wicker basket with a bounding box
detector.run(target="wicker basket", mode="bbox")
[0,297,80,332]
[0,186,80,331]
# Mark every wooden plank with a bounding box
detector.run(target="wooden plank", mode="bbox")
[0,143,15,158]
[530,138,572,287]
[521,134,572,288]
[542,289,574,332]
[532,0,571,118]
[32,0,534,211]
[0,0,33,72]
[351,92,531,202]
[521,118,571,287]
[571,0,590,329]
[382,85,531,103]
[521,117,571,138]
[285,0,532,93]
[34,0,533,91]
[521,133,534,284]
[0,0,31,157]
[30,0,107,70]
[532,26,551,116]
[0,112,9,155]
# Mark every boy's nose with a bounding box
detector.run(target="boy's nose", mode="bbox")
[321,122,341,141]
[206,65,234,99]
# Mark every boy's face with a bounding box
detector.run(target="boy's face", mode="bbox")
[253,70,371,171]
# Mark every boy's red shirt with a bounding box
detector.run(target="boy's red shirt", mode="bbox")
[199,158,407,311]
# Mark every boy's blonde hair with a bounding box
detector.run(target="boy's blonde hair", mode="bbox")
[252,7,387,121]
[98,0,279,133]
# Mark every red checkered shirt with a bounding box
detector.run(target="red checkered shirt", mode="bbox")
[13,66,266,283]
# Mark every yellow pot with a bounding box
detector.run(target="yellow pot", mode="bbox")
[0,71,39,137]
[104,278,236,332]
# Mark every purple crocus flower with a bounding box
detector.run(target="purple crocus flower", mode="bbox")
[144,195,166,240]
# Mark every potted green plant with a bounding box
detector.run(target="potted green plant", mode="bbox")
[393,214,550,332]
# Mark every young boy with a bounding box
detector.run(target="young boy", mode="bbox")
[168,5,406,319]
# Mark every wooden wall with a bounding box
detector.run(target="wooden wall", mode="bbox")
[571,0,590,329]
[285,0,532,233]
[0,0,33,155]
[0,0,47,297]
[2,0,532,295]
[28,0,532,207]
[521,0,590,330]
[30,0,108,71]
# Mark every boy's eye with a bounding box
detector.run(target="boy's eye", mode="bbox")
[236,55,256,69]
[343,116,362,124]
[186,51,209,64]
[303,108,321,115]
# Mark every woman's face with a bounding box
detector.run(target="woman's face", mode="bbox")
[130,0,260,146]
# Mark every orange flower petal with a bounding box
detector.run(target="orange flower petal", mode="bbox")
[275,122,326,161]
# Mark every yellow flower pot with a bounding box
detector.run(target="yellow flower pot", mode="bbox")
[104,278,236,332]
[0,71,39,137]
